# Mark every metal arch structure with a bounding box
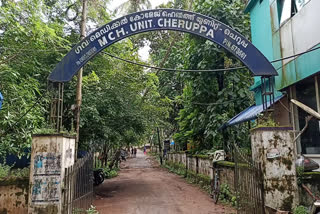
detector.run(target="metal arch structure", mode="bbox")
[48,9,278,82]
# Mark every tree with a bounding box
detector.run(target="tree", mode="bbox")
[0,0,68,156]
[146,0,254,152]
[115,0,152,15]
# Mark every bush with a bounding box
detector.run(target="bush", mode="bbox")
[0,163,29,180]
[293,206,308,214]
[219,184,237,207]
[0,162,12,178]
[102,167,118,179]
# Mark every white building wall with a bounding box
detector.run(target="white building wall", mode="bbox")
[280,0,320,65]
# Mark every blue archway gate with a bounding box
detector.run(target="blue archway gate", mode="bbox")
[48,9,274,212]
[48,8,277,82]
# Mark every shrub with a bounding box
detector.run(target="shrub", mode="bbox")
[102,167,118,179]
[293,206,308,214]
[0,163,12,179]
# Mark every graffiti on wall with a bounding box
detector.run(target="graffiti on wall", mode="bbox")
[34,152,61,175]
[31,175,60,203]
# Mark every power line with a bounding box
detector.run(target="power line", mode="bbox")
[102,52,246,73]
[1,45,320,73]
[103,46,320,73]
[270,46,320,63]
[0,92,47,138]
[272,46,320,72]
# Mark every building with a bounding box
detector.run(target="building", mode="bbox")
[224,0,320,168]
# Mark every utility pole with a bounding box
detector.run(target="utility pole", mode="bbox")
[75,0,87,161]
[157,127,163,165]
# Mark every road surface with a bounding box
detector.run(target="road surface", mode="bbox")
[93,150,235,214]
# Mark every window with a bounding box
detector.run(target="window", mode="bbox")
[279,0,311,24]
[296,76,320,154]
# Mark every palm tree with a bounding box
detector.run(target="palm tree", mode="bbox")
[115,0,152,15]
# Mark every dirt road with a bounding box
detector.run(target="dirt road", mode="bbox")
[93,150,235,214]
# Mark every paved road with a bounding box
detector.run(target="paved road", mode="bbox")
[93,150,235,214]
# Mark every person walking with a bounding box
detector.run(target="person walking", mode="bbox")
[133,148,137,158]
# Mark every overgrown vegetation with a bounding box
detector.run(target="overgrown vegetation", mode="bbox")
[219,184,237,207]
[1,0,254,170]
[254,113,279,128]
[102,167,119,179]
[73,205,99,214]
[147,0,253,153]
[163,160,237,207]
[0,163,29,180]
[293,206,309,214]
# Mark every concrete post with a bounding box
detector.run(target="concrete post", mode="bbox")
[28,134,75,214]
[251,127,298,212]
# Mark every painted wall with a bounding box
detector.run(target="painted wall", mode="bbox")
[248,0,276,105]
[28,135,75,214]
[248,0,320,94]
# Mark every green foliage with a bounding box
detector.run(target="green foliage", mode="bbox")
[0,0,68,156]
[164,161,186,176]
[0,163,29,179]
[87,205,100,214]
[164,161,212,193]
[33,125,76,136]
[296,166,304,185]
[0,0,254,158]
[0,162,12,178]
[145,0,254,153]
[293,206,308,214]
[255,113,279,128]
[192,154,210,159]
[73,205,99,214]
[103,168,119,179]
[219,184,237,207]
[0,0,170,157]
[115,0,152,15]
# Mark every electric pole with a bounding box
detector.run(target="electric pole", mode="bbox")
[75,0,87,161]
[157,127,163,165]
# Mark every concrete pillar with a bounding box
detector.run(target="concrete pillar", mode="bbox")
[251,127,298,212]
[28,134,75,214]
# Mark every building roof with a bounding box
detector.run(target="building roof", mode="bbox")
[220,94,284,129]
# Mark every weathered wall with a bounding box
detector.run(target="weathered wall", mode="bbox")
[251,127,298,212]
[28,134,75,214]
[0,178,29,214]
[166,153,235,191]
[198,158,211,177]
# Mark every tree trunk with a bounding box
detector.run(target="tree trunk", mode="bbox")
[109,150,121,169]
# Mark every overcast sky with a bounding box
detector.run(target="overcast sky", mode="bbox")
[108,0,170,12]
[108,0,170,61]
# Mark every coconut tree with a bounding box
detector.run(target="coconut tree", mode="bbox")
[114,0,152,15]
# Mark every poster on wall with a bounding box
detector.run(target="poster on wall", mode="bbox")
[31,175,61,204]
[33,153,61,175]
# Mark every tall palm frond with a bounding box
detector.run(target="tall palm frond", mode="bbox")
[115,0,152,15]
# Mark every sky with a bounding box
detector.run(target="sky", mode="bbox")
[108,0,170,12]
[108,0,170,61]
